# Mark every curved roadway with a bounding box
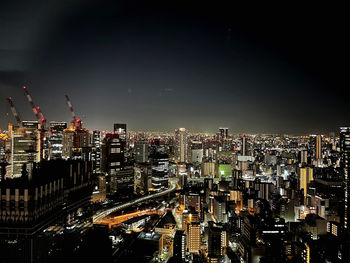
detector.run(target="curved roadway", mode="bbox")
[93,178,178,222]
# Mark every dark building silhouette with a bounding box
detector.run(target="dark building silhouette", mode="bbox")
[0,159,94,263]
[173,230,186,261]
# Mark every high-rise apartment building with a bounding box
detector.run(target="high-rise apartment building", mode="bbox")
[299,167,313,197]
[309,134,322,161]
[316,135,322,160]
[241,135,247,156]
[300,150,308,164]
[175,128,187,163]
[188,222,200,253]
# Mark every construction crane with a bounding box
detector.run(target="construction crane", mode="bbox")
[65,95,77,121]
[36,106,47,127]
[6,97,22,127]
[23,86,46,129]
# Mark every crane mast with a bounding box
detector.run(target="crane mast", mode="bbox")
[6,97,22,127]
[65,95,77,121]
[22,86,46,129]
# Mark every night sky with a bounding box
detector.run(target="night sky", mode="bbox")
[0,1,348,134]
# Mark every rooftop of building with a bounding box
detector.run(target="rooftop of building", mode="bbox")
[138,231,162,241]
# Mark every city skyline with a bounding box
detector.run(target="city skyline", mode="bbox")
[0,1,348,134]
[1,2,350,262]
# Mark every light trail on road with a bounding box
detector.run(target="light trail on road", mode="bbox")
[93,178,178,223]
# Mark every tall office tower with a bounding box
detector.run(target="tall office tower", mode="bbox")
[150,153,169,190]
[188,222,200,253]
[62,119,90,160]
[173,230,186,261]
[114,123,127,161]
[9,123,41,178]
[101,133,124,174]
[219,127,229,140]
[114,123,127,141]
[109,168,134,195]
[135,141,149,163]
[175,128,187,163]
[48,121,67,159]
[101,133,134,195]
[300,150,308,164]
[316,135,322,160]
[299,167,314,197]
[241,134,247,156]
[208,221,227,258]
[340,127,350,230]
[92,130,102,173]
[22,121,45,160]
[191,141,203,164]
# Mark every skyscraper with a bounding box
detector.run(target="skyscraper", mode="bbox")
[101,133,124,174]
[48,121,67,159]
[62,119,90,160]
[316,135,322,160]
[188,222,200,253]
[340,127,350,230]
[175,128,187,163]
[150,153,169,190]
[101,133,134,195]
[135,141,149,163]
[309,134,322,162]
[114,123,127,160]
[219,127,229,140]
[92,130,102,173]
[241,135,247,156]
[114,123,127,142]
[9,123,41,178]
[299,167,313,197]
[300,150,308,164]
[191,141,203,164]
